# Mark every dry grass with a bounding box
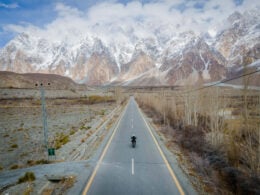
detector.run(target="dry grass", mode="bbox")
[22,184,33,195]
[26,159,49,166]
[70,129,76,135]
[41,188,53,195]
[136,86,260,194]
[0,91,118,170]
[61,176,76,189]
[88,95,115,104]
[54,132,70,149]
[10,164,20,170]
[18,172,36,184]
[41,176,76,195]
[10,143,18,148]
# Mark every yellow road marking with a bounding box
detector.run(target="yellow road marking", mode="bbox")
[138,105,185,195]
[82,103,128,195]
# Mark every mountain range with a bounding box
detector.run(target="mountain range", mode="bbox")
[0,9,259,86]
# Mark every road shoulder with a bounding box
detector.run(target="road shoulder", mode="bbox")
[137,104,198,195]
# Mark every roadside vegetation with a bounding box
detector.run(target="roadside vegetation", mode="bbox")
[0,88,125,171]
[10,164,20,170]
[54,132,70,149]
[18,172,36,184]
[88,95,115,104]
[26,159,49,166]
[136,83,260,194]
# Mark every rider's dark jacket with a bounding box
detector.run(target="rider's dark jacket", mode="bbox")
[131,136,136,142]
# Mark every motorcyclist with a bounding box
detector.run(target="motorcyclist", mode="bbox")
[131,134,137,143]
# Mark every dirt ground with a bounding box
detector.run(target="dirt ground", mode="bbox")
[0,89,117,171]
[0,88,128,194]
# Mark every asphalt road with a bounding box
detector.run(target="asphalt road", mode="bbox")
[83,97,185,195]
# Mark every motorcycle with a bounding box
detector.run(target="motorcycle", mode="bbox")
[131,139,136,148]
[131,136,137,148]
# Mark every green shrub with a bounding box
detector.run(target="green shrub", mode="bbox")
[100,110,105,115]
[55,132,70,149]
[70,129,76,135]
[10,164,19,169]
[23,185,33,195]
[35,159,49,164]
[27,159,49,166]
[27,160,33,165]
[11,144,18,148]
[80,126,91,130]
[18,172,36,183]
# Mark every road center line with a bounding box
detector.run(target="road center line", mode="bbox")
[132,158,135,175]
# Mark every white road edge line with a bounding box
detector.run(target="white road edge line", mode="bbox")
[137,103,185,195]
[82,102,129,195]
[132,158,135,175]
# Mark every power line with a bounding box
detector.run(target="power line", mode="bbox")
[182,69,260,94]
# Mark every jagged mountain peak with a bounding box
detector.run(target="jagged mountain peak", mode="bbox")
[213,9,260,68]
[0,9,259,86]
[227,11,243,24]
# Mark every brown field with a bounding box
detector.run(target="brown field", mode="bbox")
[0,90,119,171]
[135,86,260,194]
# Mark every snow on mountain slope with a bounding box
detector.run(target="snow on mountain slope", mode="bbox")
[160,36,227,85]
[0,9,259,86]
[214,8,260,67]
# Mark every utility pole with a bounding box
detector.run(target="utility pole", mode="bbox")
[166,96,171,128]
[163,88,166,127]
[35,82,50,159]
[106,86,108,105]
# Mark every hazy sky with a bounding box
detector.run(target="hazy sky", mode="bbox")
[0,0,259,47]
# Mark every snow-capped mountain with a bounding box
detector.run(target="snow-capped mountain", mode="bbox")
[214,9,260,68]
[160,34,227,85]
[0,9,259,86]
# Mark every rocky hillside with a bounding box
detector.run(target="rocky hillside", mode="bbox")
[214,11,260,68]
[160,33,227,85]
[0,71,87,90]
[0,9,259,86]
